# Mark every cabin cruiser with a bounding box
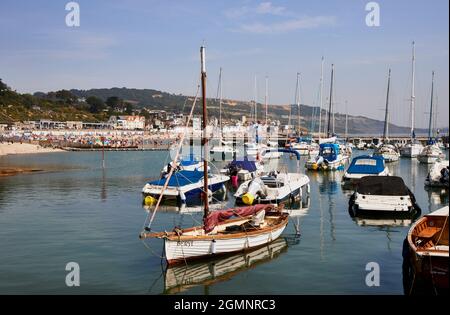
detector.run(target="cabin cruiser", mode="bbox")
[373,143,400,162]
[349,176,420,215]
[142,170,229,205]
[210,140,235,154]
[417,144,445,164]
[161,156,207,176]
[400,141,423,158]
[425,160,449,188]
[288,137,314,155]
[342,155,389,185]
[234,149,310,205]
[220,158,264,182]
[305,143,348,171]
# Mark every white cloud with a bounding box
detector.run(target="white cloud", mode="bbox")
[255,2,286,15]
[238,16,337,34]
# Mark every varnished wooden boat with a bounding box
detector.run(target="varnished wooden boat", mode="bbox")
[407,206,449,289]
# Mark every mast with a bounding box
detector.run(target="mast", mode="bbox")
[217,67,223,134]
[428,71,435,140]
[383,68,391,141]
[200,45,209,218]
[295,72,301,135]
[265,76,268,126]
[410,41,416,141]
[318,57,324,139]
[345,100,348,140]
[254,75,257,124]
[327,64,334,137]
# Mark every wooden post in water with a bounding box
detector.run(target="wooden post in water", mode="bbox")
[101,136,105,168]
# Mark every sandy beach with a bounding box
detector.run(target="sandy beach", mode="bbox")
[0,143,63,156]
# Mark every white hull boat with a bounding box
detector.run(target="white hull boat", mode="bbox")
[401,143,423,158]
[425,160,449,188]
[349,176,420,214]
[373,144,400,163]
[417,144,445,164]
[235,172,310,205]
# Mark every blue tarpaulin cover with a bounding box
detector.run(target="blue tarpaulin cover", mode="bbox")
[148,170,203,187]
[347,155,385,174]
[229,159,257,172]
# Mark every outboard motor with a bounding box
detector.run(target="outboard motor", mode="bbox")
[242,177,267,205]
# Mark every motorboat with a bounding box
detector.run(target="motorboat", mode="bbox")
[220,157,264,182]
[305,143,348,171]
[425,160,449,188]
[235,149,310,205]
[417,144,445,164]
[142,169,229,205]
[373,144,400,162]
[349,176,420,214]
[400,142,424,158]
[342,155,389,185]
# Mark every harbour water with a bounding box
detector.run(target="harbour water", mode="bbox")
[0,150,448,294]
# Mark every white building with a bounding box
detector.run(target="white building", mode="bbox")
[108,115,145,130]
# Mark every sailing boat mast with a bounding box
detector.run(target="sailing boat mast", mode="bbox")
[318,57,324,139]
[428,71,435,141]
[327,64,334,137]
[410,41,416,140]
[345,100,348,140]
[383,68,391,141]
[254,75,258,123]
[200,45,209,218]
[217,67,223,133]
[295,72,301,134]
[265,76,268,126]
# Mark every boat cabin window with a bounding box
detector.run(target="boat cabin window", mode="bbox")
[355,159,377,166]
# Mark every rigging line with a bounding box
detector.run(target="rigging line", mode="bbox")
[143,84,201,231]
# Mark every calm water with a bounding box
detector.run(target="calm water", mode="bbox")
[0,150,448,294]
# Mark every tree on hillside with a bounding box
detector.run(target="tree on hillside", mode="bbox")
[55,90,78,104]
[0,79,10,92]
[86,96,105,113]
[106,96,122,109]
[124,102,133,115]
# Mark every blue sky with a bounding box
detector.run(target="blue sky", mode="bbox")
[0,0,448,128]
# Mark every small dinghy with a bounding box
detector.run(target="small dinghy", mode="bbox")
[343,155,389,186]
[349,176,420,214]
[425,160,449,188]
[406,206,449,290]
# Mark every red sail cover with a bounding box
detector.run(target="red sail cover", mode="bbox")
[203,204,274,233]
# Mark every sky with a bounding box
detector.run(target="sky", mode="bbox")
[0,0,448,129]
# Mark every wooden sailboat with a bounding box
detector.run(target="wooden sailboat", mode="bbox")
[373,68,400,163]
[140,46,289,265]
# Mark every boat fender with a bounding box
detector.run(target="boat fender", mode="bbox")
[210,239,216,254]
[144,195,157,206]
[179,191,187,202]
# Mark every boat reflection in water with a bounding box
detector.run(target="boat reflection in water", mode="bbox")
[163,237,288,294]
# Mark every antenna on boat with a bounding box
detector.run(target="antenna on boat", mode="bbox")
[345,100,348,141]
[200,45,209,219]
[327,64,334,137]
[383,68,391,142]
